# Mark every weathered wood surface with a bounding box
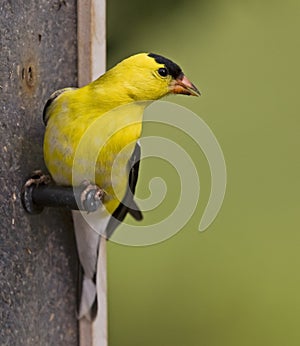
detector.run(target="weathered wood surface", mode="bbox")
[0,1,78,345]
[77,1,107,345]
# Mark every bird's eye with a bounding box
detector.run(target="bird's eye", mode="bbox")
[158,67,168,77]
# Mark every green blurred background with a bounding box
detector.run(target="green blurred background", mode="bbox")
[106,0,300,345]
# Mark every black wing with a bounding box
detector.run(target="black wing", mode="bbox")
[106,142,143,239]
[43,87,77,125]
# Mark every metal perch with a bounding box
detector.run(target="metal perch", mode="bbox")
[21,172,103,214]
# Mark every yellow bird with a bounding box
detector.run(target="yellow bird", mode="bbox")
[43,52,200,319]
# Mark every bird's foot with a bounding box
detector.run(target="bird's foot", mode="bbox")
[24,170,52,188]
[79,180,105,212]
[22,170,52,214]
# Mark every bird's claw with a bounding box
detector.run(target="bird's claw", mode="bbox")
[22,170,52,214]
[80,181,105,212]
[24,170,52,188]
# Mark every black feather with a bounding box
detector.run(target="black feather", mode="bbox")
[43,88,77,125]
[148,53,183,79]
[106,142,143,239]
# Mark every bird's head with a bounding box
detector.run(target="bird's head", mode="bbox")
[104,52,201,101]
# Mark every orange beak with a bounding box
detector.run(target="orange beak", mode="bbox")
[170,74,201,96]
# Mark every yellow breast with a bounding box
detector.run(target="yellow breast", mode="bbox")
[43,89,144,214]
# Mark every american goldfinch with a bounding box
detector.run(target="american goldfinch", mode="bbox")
[43,52,200,320]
